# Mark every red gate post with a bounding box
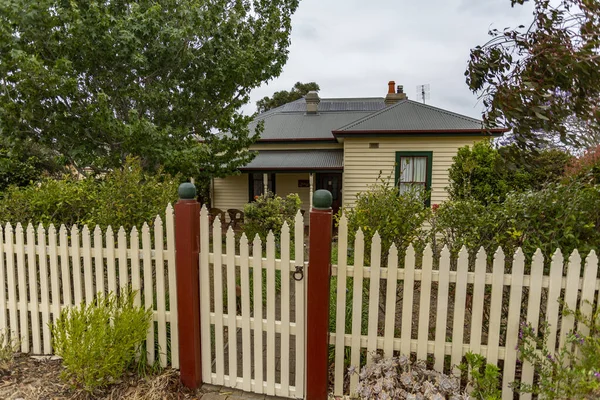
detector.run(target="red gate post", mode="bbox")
[306,189,334,400]
[174,182,202,388]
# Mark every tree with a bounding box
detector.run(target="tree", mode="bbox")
[0,0,299,178]
[466,0,600,149]
[255,81,320,114]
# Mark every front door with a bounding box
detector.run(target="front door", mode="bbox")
[316,173,342,215]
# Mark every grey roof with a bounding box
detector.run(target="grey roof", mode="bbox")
[240,150,343,170]
[250,97,386,141]
[335,100,492,133]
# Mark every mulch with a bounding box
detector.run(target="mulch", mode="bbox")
[0,354,202,400]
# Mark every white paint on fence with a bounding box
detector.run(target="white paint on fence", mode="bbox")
[0,207,179,369]
[330,226,600,398]
[199,206,305,399]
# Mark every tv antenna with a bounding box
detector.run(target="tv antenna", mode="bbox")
[416,84,430,104]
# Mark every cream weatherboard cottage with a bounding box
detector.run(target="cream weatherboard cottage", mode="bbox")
[211,81,507,218]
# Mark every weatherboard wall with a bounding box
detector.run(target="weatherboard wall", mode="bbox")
[342,136,488,208]
[212,175,249,219]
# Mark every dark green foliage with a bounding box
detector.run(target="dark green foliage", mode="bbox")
[448,141,571,204]
[432,182,600,259]
[0,158,178,231]
[512,305,600,399]
[466,0,600,149]
[458,352,501,400]
[255,82,320,114]
[0,0,299,178]
[242,192,301,242]
[340,175,430,261]
[51,290,152,392]
[0,138,64,191]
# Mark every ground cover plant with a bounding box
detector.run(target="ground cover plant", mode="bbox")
[512,304,600,399]
[51,290,152,393]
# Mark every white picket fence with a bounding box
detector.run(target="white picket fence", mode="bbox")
[199,206,305,399]
[0,205,179,369]
[330,215,600,399]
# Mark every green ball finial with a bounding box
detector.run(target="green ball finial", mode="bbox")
[178,182,196,200]
[313,189,332,210]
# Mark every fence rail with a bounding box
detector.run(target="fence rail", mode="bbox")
[0,205,179,369]
[330,214,600,400]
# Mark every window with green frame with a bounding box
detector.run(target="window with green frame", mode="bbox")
[394,151,433,206]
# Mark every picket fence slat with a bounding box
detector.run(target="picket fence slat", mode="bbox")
[579,251,598,337]
[94,226,104,296]
[142,223,155,366]
[0,227,6,335]
[165,204,179,369]
[293,210,305,398]
[487,247,504,365]
[366,232,381,365]
[118,228,128,290]
[521,249,544,400]
[199,206,212,383]
[240,233,251,393]
[400,244,415,358]
[5,224,17,344]
[383,244,398,359]
[560,250,581,351]
[434,245,450,372]
[334,215,348,396]
[280,222,291,398]
[27,224,41,354]
[212,217,225,385]
[451,246,468,374]
[71,226,83,307]
[252,235,264,394]
[48,226,60,328]
[82,227,93,306]
[416,244,433,361]
[546,249,564,354]
[131,227,141,307]
[16,224,28,353]
[154,216,167,368]
[469,248,486,355]
[59,226,72,310]
[502,249,525,399]
[266,231,276,396]
[226,227,237,387]
[37,225,51,354]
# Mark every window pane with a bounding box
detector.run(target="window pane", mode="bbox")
[413,157,427,183]
[400,157,413,183]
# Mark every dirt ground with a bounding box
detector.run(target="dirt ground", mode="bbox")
[0,354,201,400]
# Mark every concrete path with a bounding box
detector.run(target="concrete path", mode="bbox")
[199,384,289,399]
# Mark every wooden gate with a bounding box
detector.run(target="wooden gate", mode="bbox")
[198,207,306,398]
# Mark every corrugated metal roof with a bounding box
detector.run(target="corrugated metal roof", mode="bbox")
[240,150,343,170]
[335,100,487,132]
[249,97,387,140]
[250,112,375,140]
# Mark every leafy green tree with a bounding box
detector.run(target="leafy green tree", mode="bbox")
[0,0,299,178]
[466,0,600,149]
[255,81,320,114]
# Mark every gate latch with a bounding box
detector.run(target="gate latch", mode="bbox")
[293,265,304,281]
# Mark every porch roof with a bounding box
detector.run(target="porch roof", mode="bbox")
[240,150,343,171]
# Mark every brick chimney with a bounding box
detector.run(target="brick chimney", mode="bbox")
[305,91,320,114]
[384,81,407,105]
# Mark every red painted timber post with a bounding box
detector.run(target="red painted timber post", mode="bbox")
[174,182,203,389]
[306,189,334,400]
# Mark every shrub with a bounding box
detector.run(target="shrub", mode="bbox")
[350,353,467,399]
[0,157,179,231]
[448,141,571,204]
[458,352,501,400]
[0,329,19,373]
[340,174,430,262]
[243,192,301,242]
[51,290,152,392]
[565,144,600,184]
[430,182,600,260]
[512,305,600,399]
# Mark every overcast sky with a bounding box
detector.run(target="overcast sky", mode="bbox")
[241,0,535,120]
